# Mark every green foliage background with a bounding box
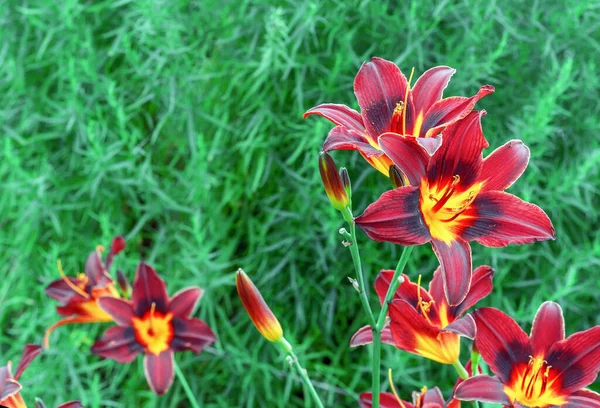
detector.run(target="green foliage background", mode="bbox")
[0,0,599,406]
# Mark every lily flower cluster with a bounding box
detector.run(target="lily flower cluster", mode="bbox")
[301,57,600,407]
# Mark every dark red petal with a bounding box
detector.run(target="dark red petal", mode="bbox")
[302,103,365,132]
[105,236,126,271]
[480,140,530,191]
[417,386,446,406]
[564,390,600,408]
[546,326,600,393]
[131,262,169,315]
[322,125,383,156]
[354,58,410,137]
[98,297,135,326]
[13,344,42,381]
[450,266,494,319]
[350,324,394,347]
[411,66,455,117]
[442,314,476,339]
[462,191,556,247]
[419,85,494,138]
[430,238,472,306]
[144,351,174,395]
[454,375,511,405]
[171,317,217,353]
[529,301,564,357]
[84,248,107,286]
[472,307,531,383]
[355,186,431,246]
[169,287,204,318]
[45,278,85,305]
[359,392,413,408]
[56,402,84,408]
[427,110,488,192]
[91,326,142,363]
[379,133,430,185]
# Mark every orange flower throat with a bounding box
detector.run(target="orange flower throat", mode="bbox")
[132,302,174,355]
[504,356,566,407]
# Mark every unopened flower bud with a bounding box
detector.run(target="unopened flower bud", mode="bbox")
[106,236,126,270]
[389,165,405,189]
[117,270,131,297]
[236,269,283,342]
[339,167,352,201]
[318,152,349,211]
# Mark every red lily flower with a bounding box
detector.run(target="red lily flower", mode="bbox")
[351,266,493,364]
[44,236,126,347]
[455,302,600,407]
[0,344,82,408]
[91,262,216,395]
[359,386,460,408]
[303,57,494,174]
[355,111,555,305]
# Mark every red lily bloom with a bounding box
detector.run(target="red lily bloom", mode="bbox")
[360,386,460,408]
[303,57,494,174]
[0,344,82,408]
[44,236,126,347]
[351,266,492,364]
[455,302,600,407]
[91,262,216,395]
[355,111,555,305]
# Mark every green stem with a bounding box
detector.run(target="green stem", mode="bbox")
[289,351,325,408]
[452,359,469,380]
[371,245,414,408]
[173,359,201,408]
[342,208,376,328]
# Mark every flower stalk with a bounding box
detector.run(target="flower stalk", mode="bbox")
[173,359,201,408]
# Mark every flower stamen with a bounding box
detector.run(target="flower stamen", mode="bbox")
[388,369,407,408]
[57,259,89,299]
[417,275,434,325]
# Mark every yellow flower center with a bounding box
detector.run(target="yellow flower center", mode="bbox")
[504,356,566,407]
[132,303,174,355]
[420,176,481,244]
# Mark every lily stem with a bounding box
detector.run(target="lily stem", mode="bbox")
[288,351,325,408]
[173,359,201,408]
[371,245,414,408]
[452,359,469,380]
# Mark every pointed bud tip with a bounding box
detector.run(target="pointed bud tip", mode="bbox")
[318,152,349,211]
[111,236,126,255]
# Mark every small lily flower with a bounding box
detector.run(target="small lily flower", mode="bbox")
[359,386,460,408]
[0,345,82,408]
[355,111,555,305]
[351,266,493,365]
[455,302,600,407]
[236,269,283,343]
[44,237,126,347]
[318,152,350,212]
[304,57,494,174]
[91,262,216,395]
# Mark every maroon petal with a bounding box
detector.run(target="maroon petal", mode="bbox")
[322,125,383,156]
[131,262,169,315]
[45,278,85,305]
[419,386,446,406]
[91,326,142,363]
[85,248,107,286]
[450,265,494,318]
[355,186,431,246]
[98,297,135,326]
[430,238,472,306]
[359,392,413,408]
[171,317,217,353]
[169,287,204,318]
[441,314,476,339]
[56,402,85,408]
[14,344,42,380]
[564,390,600,408]
[529,301,565,357]
[454,375,511,405]
[419,85,494,138]
[480,140,530,192]
[303,103,365,132]
[144,350,174,395]
[379,133,430,185]
[462,191,556,247]
[105,236,126,271]
[472,307,531,382]
[411,66,455,118]
[350,324,394,347]
[546,326,600,393]
[427,110,488,192]
[354,58,411,137]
